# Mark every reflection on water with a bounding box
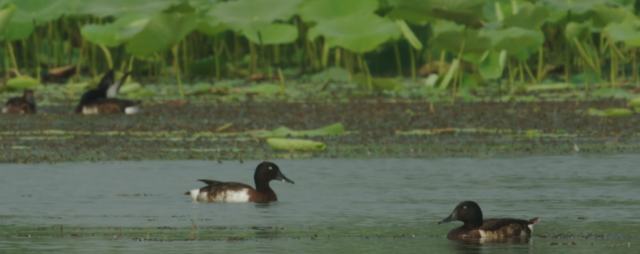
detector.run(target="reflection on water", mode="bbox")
[1,155,640,253]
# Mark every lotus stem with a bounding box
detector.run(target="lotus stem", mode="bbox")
[587,35,602,78]
[536,46,544,82]
[409,46,416,82]
[523,60,536,84]
[508,59,515,89]
[393,42,402,77]
[248,41,257,74]
[452,27,467,104]
[74,38,86,82]
[321,42,329,70]
[274,44,280,65]
[233,32,239,69]
[335,47,341,68]
[6,42,21,77]
[278,67,285,96]
[633,48,638,87]
[438,51,445,75]
[581,58,589,93]
[572,38,598,75]
[181,39,188,77]
[3,49,9,80]
[32,27,41,81]
[97,44,113,69]
[127,55,134,82]
[20,39,27,70]
[518,60,524,84]
[609,38,617,88]
[172,45,185,99]
[358,54,372,91]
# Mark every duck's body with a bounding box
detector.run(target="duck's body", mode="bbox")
[439,201,540,240]
[185,162,293,203]
[3,90,36,114]
[75,70,139,114]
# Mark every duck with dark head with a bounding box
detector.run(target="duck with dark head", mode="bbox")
[439,201,540,241]
[75,69,140,114]
[3,90,36,114]
[185,162,295,202]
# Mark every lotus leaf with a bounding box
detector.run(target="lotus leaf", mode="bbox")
[72,0,177,18]
[195,11,226,36]
[9,0,63,22]
[243,23,298,45]
[503,3,549,30]
[591,4,636,28]
[589,108,632,117]
[479,49,507,79]
[6,76,40,89]
[388,0,485,26]
[628,98,640,108]
[0,3,16,35]
[606,21,640,47]
[125,11,197,57]
[299,0,378,23]
[310,67,350,83]
[119,82,142,94]
[210,0,302,32]
[565,22,590,41]
[430,23,491,55]
[82,13,150,47]
[395,19,422,50]
[266,138,326,151]
[308,14,401,53]
[1,21,34,41]
[485,27,543,59]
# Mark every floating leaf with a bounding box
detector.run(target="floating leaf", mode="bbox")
[628,98,640,108]
[589,108,633,117]
[6,77,40,89]
[253,123,345,139]
[526,83,572,92]
[266,138,326,151]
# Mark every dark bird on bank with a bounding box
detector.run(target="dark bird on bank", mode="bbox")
[75,69,140,114]
[185,162,294,202]
[3,90,36,114]
[438,201,540,241]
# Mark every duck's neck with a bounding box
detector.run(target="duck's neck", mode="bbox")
[462,220,483,229]
[254,180,272,192]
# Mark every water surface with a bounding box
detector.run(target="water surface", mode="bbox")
[1,155,639,253]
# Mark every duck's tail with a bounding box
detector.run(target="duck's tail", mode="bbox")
[185,189,200,201]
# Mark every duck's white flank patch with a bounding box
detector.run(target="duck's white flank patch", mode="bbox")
[124,105,140,115]
[2,106,7,113]
[213,188,250,202]
[478,230,486,239]
[188,189,200,201]
[82,107,99,115]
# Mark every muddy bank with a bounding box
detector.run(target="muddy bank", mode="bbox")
[1,99,639,163]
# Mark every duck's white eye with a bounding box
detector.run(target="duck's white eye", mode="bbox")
[463,206,467,209]
[269,166,272,170]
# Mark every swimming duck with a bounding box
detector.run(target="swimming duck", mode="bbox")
[75,69,140,114]
[185,162,294,202]
[3,90,36,114]
[438,201,540,240]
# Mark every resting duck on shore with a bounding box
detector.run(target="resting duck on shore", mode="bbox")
[3,90,36,114]
[75,69,140,114]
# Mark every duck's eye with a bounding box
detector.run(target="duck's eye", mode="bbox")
[463,206,467,209]
[269,166,272,170]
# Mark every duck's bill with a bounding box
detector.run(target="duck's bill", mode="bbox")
[438,210,458,225]
[276,171,294,184]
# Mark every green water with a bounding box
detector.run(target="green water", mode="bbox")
[1,156,639,253]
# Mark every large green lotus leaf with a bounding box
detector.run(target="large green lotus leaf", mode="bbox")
[126,11,197,57]
[1,21,34,41]
[308,14,401,53]
[479,49,507,79]
[503,3,549,29]
[81,13,150,47]
[565,22,590,41]
[243,23,298,45]
[71,0,177,18]
[299,0,378,23]
[430,23,491,55]
[485,27,543,57]
[388,0,486,27]
[0,3,16,35]
[591,4,636,28]
[210,0,302,32]
[540,0,629,24]
[195,10,227,36]
[606,22,640,47]
[8,0,64,22]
